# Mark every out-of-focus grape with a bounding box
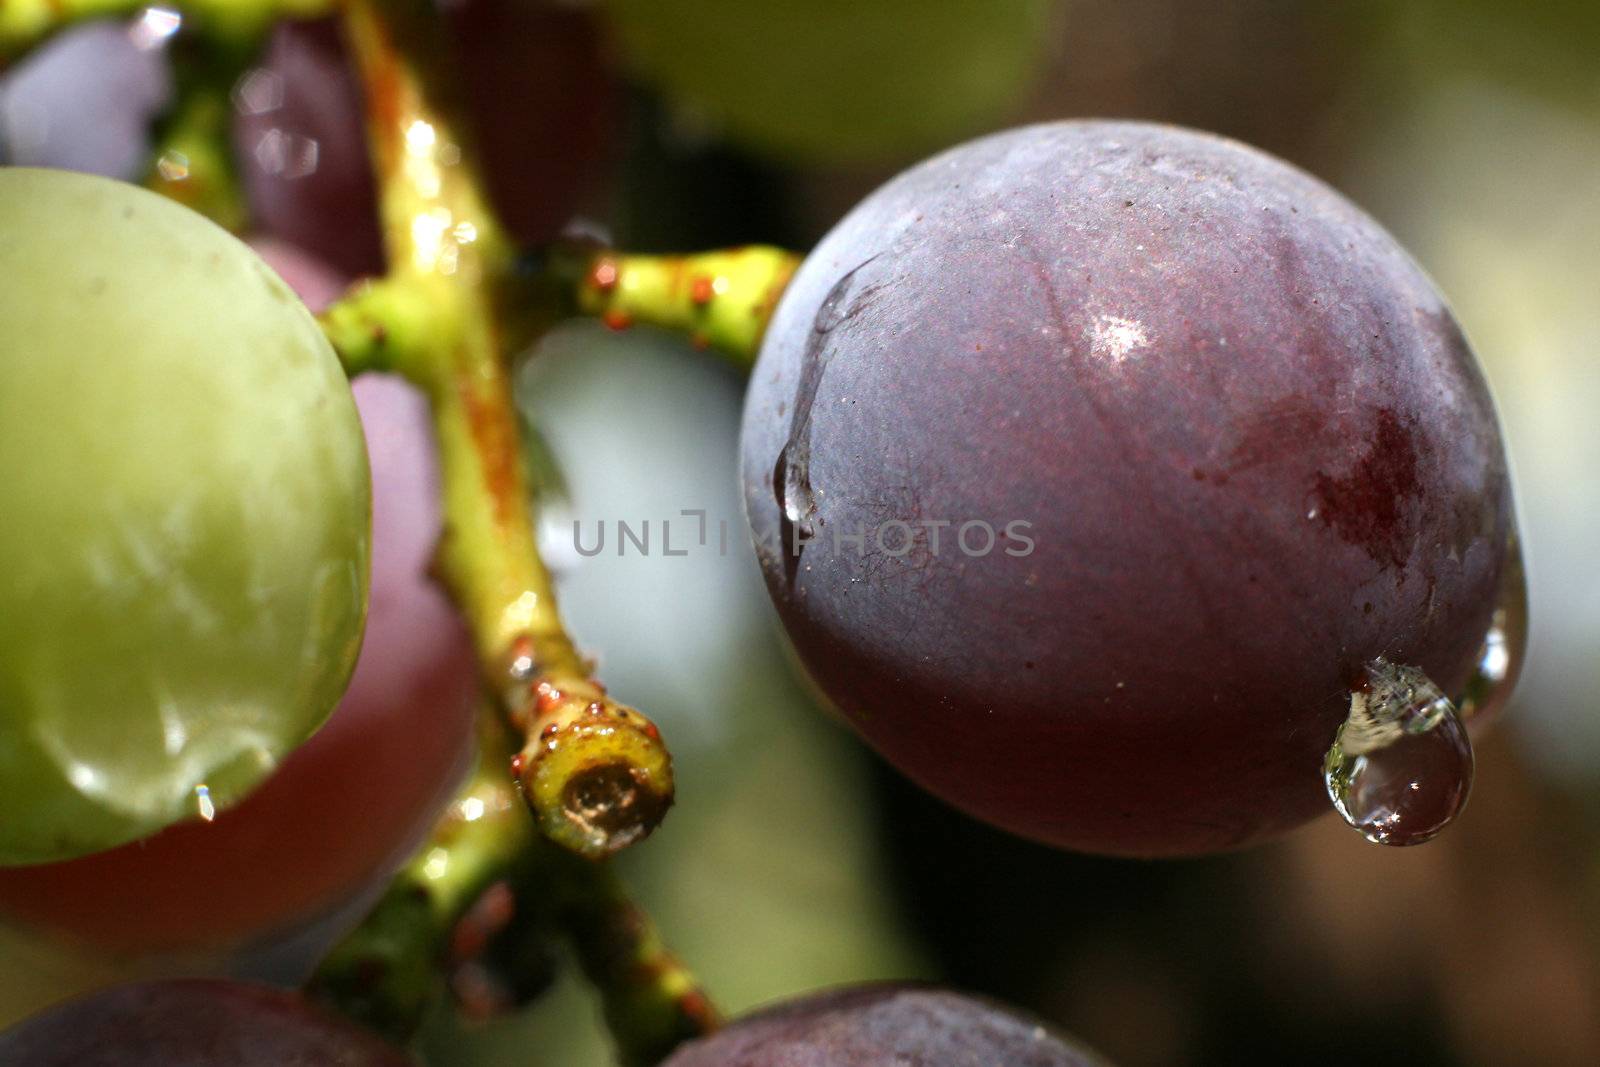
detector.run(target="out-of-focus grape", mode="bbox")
[603,0,1058,164]
[234,18,386,277]
[0,979,412,1066]
[0,21,169,178]
[661,985,1108,1066]
[443,0,620,247]
[0,170,370,863]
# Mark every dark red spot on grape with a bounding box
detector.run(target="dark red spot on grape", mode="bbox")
[1312,407,1421,567]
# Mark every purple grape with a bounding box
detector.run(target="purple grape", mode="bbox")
[740,121,1517,856]
[0,22,169,178]
[662,985,1106,1066]
[0,980,412,1065]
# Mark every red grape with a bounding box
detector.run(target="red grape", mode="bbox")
[442,0,619,247]
[662,984,1105,1066]
[235,18,387,278]
[236,2,618,270]
[0,979,411,1065]
[0,281,477,951]
[740,121,1517,856]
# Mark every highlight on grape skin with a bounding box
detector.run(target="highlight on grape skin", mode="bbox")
[0,167,371,864]
[741,120,1521,857]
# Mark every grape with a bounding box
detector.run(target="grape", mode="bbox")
[237,3,616,267]
[662,984,1104,1066]
[0,22,169,180]
[603,0,1056,164]
[0,370,475,953]
[0,979,411,1065]
[235,18,387,278]
[0,169,370,864]
[740,121,1517,856]
[443,0,619,246]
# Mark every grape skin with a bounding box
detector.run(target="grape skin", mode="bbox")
[740,121,1515,856]
[662,985,1105,1066]
[0,979,411,1066]
[236,18,388,279]
[0,169,372,864]
[0,370,476,954]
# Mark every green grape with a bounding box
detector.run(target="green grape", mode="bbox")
[0,168,370,865]
[603,0,1057,163]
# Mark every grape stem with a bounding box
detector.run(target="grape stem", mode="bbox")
[558,243,801,368]
[0,0,332,64]
[336,0,674,861]
[308,713,536,1039]
[310,714,719,1062]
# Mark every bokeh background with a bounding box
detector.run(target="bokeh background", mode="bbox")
[3,2,1598,1064]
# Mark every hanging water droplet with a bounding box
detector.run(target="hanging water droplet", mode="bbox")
[1324,657,1473,846]
[1457,534,1528,723]
[155,149,189,182]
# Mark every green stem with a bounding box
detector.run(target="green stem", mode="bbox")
[566,245,800,367]
[310,717,717,1060]
[308,715,535,1039]
[551,854,722,1067]
[338,0,672,859]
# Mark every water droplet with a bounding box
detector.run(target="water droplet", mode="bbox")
[194,783,215,823]
[155,149,189,182]
[129,7,183,51]
[421,846,450,881]
[1324,658,1473,846]
[508,649,537,683]
[1457,534,1527,723]
[774,443,814,533]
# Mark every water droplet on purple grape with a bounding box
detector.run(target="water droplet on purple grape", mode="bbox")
[1323,657,1473,846]
[771,262,876,575]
